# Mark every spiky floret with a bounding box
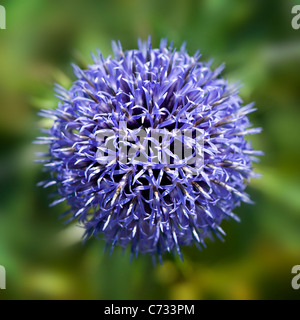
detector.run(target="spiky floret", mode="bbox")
[35,38,262,262]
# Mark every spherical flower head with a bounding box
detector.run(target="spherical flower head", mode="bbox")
[36,37,262,262]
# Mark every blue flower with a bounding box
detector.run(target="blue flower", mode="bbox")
[36,37,262,262]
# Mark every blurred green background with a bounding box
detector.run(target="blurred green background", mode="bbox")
[0,0,300,300]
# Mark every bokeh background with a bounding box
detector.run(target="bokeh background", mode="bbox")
[0,0,300,300]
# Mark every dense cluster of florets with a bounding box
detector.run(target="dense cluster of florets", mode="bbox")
[36,38,261,262]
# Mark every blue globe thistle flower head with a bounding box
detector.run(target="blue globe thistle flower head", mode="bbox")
[36,37,262,263]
